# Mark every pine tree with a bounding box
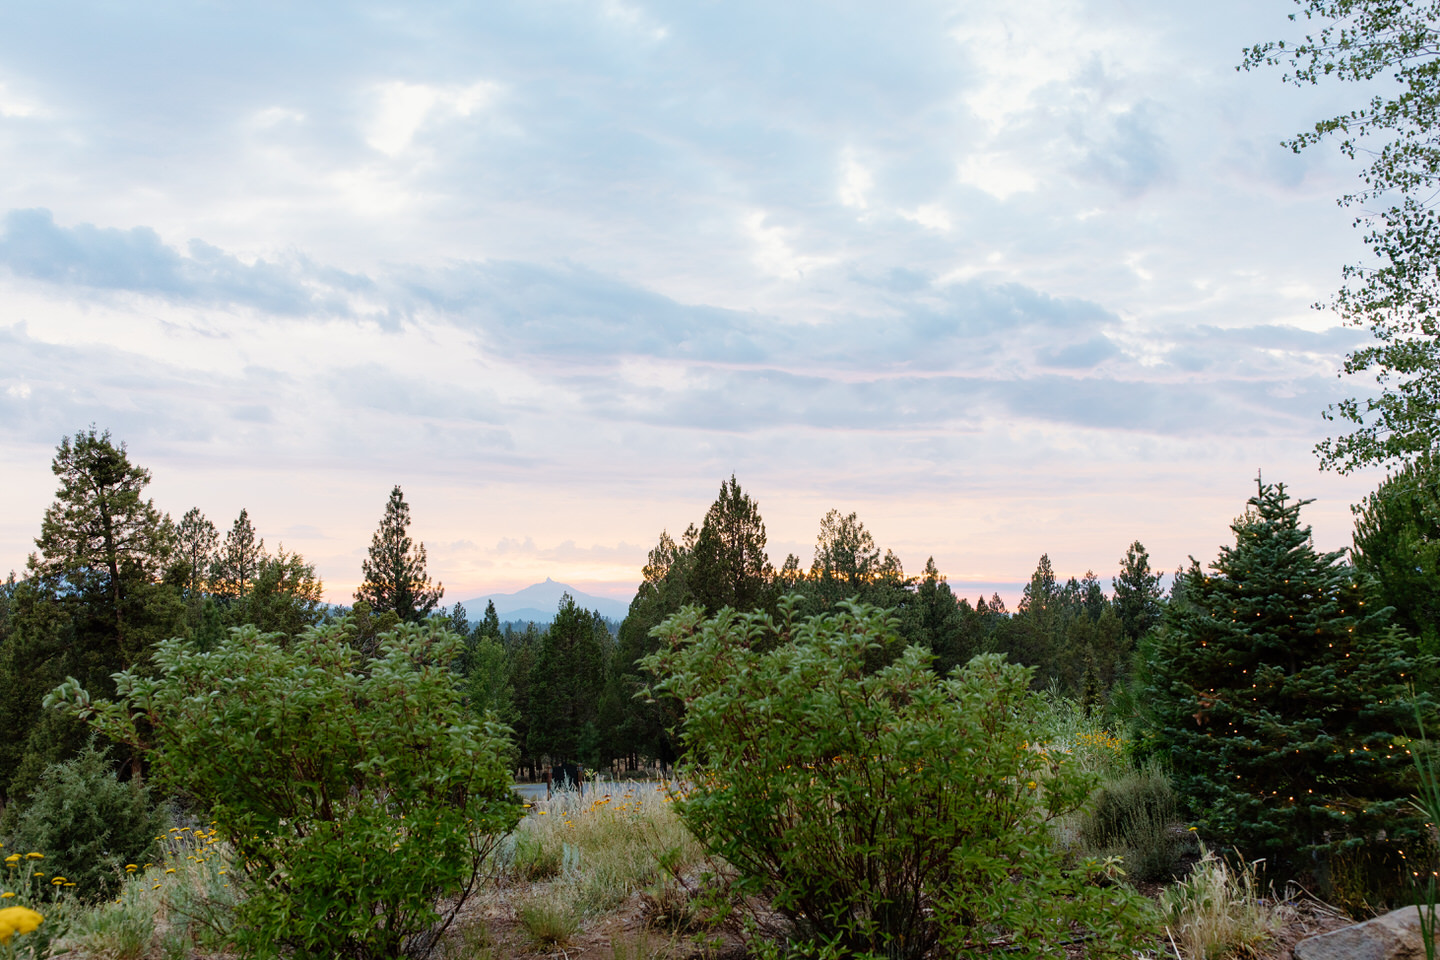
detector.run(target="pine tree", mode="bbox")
[1141,480,1433,883]
[526,594,610,765]
[211,509,265,605]
[175,508,218,598]
[0,429,182,801]
[355,486,443,622]
[1113,540,1164,643]
[689,476,774,614]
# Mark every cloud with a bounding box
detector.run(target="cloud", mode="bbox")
[0,209,376,319]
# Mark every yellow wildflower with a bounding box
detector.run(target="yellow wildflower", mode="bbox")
[23,854,42,861]
[0,893,12,899]
[0,905,44,943]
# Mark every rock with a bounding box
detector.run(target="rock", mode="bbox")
[1295,906,1439,960]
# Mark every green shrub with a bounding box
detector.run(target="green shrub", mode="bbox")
[4,741,163,901]
[48,618,522,960]
[1079,761,1184,881]
[643,599,1156,960]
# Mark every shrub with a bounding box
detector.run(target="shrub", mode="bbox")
[4,741,163,901]
[48,618,522,960]
[1079,761,1184,881]
[643,599,1156,960]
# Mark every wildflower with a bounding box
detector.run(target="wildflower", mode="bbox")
[0,905,44,943]
[0,893,12,899]
[125,864,137,872]
[23,854,42,861]
[3,856,17,865]
[165,868,176,874]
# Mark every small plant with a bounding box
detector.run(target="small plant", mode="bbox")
[643,599,1157,960]
[1079,761,1185,881]
[1161,844,1291,960]
[48,618,523,960]
[508,831,562,882]
[518,897,581,947]
[4,741,164,901]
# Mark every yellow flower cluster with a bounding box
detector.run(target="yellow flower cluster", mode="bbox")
[1075,730,1126,754]
[0,905,43,944]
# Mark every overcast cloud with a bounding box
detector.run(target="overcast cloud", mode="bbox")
[0,0,1393,602]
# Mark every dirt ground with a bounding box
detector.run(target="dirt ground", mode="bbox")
[439,877,1363,960]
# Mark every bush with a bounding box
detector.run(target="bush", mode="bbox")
[1079,761,1184,881]
[3,741,164,902]
[48,618,522,960]
[643,599,1156,960]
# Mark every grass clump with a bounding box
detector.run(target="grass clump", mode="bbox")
[1161,844,1292,960]
[503,778,708,938]
[517,898,582,948]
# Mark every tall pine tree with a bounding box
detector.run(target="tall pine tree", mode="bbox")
[0,429,182,802]
[689,475,774,614]
[355,486,443,622]
[1141,480,1432,887]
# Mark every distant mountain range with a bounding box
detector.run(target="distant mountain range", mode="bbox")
[457,578,632,625]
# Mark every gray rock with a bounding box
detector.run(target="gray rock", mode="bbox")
[1295,906,1439,960]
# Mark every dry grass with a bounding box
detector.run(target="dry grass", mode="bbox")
[1161,843,1295,960]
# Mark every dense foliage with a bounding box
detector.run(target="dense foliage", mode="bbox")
[48,618,520,960]
[1139,481,1433,893]
[643,599,1155,960]
[2,742,164,901]
[1352,454,1440,660]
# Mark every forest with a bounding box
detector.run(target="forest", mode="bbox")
[1,425,1438,959]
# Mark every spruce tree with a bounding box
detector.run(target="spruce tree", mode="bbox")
[1141,480,1432,884]
[355,485,443,622]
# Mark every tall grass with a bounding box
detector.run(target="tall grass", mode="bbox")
[51,823,237,960]
[497,778,708,944]
[1161,844,1292,960]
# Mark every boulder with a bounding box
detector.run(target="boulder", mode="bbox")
[1295,906,1439,960]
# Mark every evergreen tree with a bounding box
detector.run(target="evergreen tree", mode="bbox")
[1140,480,1432,884]
[526,594,610,766]
[175,508,218,598]
[810,509,881,588]
[996,554,1062,683]
[243,548,325,635]
[355,486,443,622]
[0,429,182,802]
[481,600,502,641]
[211,509,265,605]
[689,475,774,614]
[1113,540,1164,643]
[1351,455,1440,659]
[908,557,983,675]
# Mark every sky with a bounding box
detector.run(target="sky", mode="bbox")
[0,0,1398,608]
